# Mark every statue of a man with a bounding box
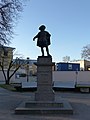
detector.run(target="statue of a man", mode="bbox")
[33,25,51,56]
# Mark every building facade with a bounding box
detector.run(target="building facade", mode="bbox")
[56,62,80,71]
[0,45,15,69]
[71,60,90,71]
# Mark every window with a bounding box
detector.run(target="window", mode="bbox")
[68,64,72,70]
[4,50,8,56]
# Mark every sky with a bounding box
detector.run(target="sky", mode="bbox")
[11,0,90,62]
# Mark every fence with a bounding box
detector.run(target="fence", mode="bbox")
[0,70,90,85]
[53,71,90,84]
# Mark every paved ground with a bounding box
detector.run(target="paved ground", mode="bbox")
[0,87,90,120]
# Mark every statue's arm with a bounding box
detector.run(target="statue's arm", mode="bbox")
[33,36,37,41]
[33,33,39,41]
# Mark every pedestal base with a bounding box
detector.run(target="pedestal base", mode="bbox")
[15,56,73,115]
[15,98,73,115]
[35,91,55,101]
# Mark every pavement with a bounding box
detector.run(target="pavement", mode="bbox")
[0,87,90,120]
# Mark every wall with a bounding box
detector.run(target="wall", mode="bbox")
[53,71,90,84]
[0,70,90,85]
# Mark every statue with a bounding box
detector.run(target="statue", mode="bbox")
[33,25,51,56]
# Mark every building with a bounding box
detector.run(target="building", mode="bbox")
[57,62,80,71]
[15,59,37,76]
[71,60,90,71]
[0,45,15,69]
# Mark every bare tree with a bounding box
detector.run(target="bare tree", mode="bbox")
[81,44,90,60]
[0,0,23,45]
[0,55,26,84]
[0,45,27,84]
[62,56,70,62]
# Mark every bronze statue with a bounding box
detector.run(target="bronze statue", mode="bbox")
[33,25,51,56]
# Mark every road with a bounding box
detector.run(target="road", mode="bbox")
[0,87,90,120]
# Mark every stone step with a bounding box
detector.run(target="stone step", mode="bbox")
[15,107,73,115]
[25,101,63,108]
[15,100,73,115]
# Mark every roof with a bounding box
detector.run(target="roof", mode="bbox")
[0,45,15,50]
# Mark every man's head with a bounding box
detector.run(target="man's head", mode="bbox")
[39,25,46,31]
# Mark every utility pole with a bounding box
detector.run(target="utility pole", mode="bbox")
[26,57,29,82]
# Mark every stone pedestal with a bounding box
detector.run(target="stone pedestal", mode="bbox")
[35,56,54,101]
[15,56,73,115]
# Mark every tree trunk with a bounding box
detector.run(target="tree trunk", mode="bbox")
[6,79,9,85]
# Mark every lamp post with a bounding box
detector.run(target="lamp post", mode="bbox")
[26,57,29,82]
[75,69,78,87]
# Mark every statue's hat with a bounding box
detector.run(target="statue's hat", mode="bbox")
[39,25,46,30]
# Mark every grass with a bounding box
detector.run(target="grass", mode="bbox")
[0,84,16,91]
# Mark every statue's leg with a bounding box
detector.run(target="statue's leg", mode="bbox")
[41,47,44,56]
[46,46,51,56]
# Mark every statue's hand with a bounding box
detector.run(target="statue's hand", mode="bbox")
[33,38,35,41]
